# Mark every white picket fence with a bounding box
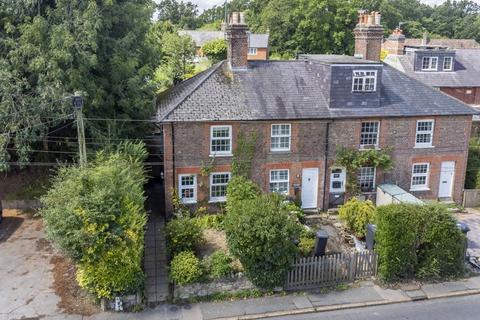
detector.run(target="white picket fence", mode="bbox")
[285,251,378,290]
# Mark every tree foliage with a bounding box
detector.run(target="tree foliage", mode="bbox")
[224,178,301,289]
[201,38,228,64]
[0,0,161,170]
[465,138,480,189]
[40,142,148,298]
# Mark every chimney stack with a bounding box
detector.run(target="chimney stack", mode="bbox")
[353,11,384,61]
[383,27,405,55]
[226,12,248,70]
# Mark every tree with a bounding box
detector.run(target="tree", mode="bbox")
[40,142,148,298]
[157,0,199,29]
[224,178,301,289]
[0,1,161,170]
[202,38,228,64]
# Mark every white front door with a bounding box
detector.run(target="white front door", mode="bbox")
[301,168,319,209]
[438,161,455,198]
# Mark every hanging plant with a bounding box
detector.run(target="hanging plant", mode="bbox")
[335,147,393,195]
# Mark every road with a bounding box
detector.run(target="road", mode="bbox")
[270,295,480,320]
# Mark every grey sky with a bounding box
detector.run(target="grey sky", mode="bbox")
[190,0,480,11]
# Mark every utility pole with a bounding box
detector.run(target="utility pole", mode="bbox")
[72,94,87,167]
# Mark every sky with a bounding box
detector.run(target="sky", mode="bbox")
[189,0,480,11]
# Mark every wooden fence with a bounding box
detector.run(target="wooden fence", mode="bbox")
[284,251,378,290]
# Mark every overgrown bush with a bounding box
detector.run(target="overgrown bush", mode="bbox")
[193,214,224,230]
[338,198,376,238]
[298,229,316,257]
[376,203,466,282]
[282,200,305,224]
[40,142,148,298]
[225,180,302,289]
[465,138,480,189]
[201,38,227,63]
[170,251,203,285]
[203,251,234,279]
[166,216,202,255]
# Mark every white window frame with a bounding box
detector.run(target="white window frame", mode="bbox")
[270,124,291,152]
[269,169,289,195]
[421,56,438,71]
[415,119,435,148]
[360,121,380,148]
[443,57,453,71]
[210,172,231,203]
[352,70,377,92]
[210,125,232,156]
[248,47,257,55]
[410,163,430,191]
[178,174,197,204]
[357,167,376,193]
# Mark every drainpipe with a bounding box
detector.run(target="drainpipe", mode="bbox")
[322,121,332,211]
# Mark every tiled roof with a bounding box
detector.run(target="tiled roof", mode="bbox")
[157,58,476,123]
[385,49,480,87]
[404,38,480,49]
[179,30,269,48]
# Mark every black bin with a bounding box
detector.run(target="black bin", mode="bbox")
[457,222,470,258]
[313,230,329,257]
[366,224,377,250]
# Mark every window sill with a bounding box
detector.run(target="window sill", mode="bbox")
[359,145,380,151]
[410,187,430,192]
[209,153,232,158]
[414,145,434,149]
[209,199,226,203]
[181,200,197,205]
[269,150,292,154]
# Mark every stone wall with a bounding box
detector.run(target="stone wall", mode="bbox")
[1,200,42,210]
[174,275,255,300]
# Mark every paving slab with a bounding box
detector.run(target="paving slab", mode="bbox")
[373,285,410,302]
[292,295,314,309]
[308,286,383,307]
[405,289,427,301]
[465,276,480,290]
[422,281,469,298]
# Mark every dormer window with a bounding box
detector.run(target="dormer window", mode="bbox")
[421,56,438,71]
[352,70,377,92]
[443,57,453,71]
[248,47,257,55]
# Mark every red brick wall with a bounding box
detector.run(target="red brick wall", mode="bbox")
[440,87,480,105]
[163,116,472,215]
[248,48,268,61]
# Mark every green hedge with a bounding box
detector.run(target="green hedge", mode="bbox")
[166,216,202,255]
[203,250,234,279]
[338,198,376,238]
[376,203,465,282]
[40,142,148,298]
[170,251,203,285]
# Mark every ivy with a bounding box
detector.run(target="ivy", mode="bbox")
[232,131,258,178]
[335,147,393,195]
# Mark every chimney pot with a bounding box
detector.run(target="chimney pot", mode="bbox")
[227,12,249,70]
[354,10,384,61]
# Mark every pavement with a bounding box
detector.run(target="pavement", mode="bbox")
[456,208,480,258]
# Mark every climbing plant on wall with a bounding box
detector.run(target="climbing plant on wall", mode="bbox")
[335,147,393,195]
[232,131,258,178]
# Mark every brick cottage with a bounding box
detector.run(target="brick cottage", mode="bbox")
[157,12,476,216]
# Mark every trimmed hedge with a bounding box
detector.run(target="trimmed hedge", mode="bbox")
[376,203,465,282]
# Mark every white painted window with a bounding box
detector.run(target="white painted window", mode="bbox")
[421,56,438,71]
[248,47,257,55]
[443,57,453,71]
[415,120,434,148]
[411,163,430,191]
[210,125,232,156]
[360,121,379,147]
[352,70,377,92]
[210,172,231,202]
[179,174,196,204]
[271,124,291,151]
[269,169,289,195]
[358,167,376,192]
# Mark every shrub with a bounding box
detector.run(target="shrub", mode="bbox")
[201,38,227,63]
[298,237,315,257]
[194,214,224,230]
[282,200,306,224]
[40,142,148,298]
[203,251,234,279]
[170,251,203,285]
[376,204,418,281]
[226,176,261,206]
[338,198,376,238]
[376,203,466,282]
[166,216,202,255]
[225,188,302,289]
[465,138,480,188]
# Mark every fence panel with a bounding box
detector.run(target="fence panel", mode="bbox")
[285,251,378,290]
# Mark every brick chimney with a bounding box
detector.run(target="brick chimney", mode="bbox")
[383,27,405,55]
[226,12,248,70]
[353,11,384,61]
